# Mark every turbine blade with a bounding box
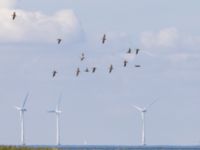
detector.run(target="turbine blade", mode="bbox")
[131,104,143,112]
[22,92,29,108]
[56,93,62,110]
[14,106,21,110]
[146,99,158,110]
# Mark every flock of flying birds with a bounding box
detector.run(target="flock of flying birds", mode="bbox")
[12,11,141,78]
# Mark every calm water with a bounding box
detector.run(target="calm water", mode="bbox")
[30,145,200,150]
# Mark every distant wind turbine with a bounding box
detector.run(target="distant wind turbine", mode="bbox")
[48,94,62,146]
[15,93,29,145]
[132,100,158,146]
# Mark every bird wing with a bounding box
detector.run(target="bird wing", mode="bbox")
[136,49,140,54]
[102,34,106,43]
[12,14,15,17]
[76,69,80,76]
[135,65,141,67]
[92,68,96,73]
[109,67,111,72]
[57,39,61,44]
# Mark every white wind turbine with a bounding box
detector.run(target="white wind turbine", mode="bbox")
[48,94,62,146]
[132,100,158,146]
[15,93,29,145]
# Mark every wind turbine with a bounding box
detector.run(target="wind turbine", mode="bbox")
[132,100,158,146]
[15,93,29,145]
[48,94,62,146]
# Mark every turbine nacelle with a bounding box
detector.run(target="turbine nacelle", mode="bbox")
[21,108,27,112]
[48,110,62,114]
[141,109,147,113]
[15,106,27,112]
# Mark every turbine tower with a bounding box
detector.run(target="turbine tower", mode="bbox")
[15,93,29,145]
[132,100,158,146]
[48,94,62,146]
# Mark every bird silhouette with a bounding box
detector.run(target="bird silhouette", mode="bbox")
[127,48,132,54]
[85,68,89,72]
[109,65,113,73]
[52,70,57,78]
[12,12,16,20]
[57,39,62,44]
[135,65,141,68]
[102,34,106,44]
[136,49,140,55]
[80,53,85,61]
[76,68,80,77]
[92,67,96,73]
[124,60,128,67]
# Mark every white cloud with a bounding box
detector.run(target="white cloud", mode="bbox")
[0,0,83,44]
[140,27,179,48]
[0,0,16,8]
[140,27,200,54]
[139,27,200,66]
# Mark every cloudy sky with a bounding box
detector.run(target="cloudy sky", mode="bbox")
[0,0,200,146]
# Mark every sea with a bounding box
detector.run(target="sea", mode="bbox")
[29,145,200,150]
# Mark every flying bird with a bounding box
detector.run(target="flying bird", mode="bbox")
[57,39,62,44]
[80,53,85,61]
[12,12,16,20]
[136,49,140,55]
[102,34,106,44]
[92,67,96,73]
[109,65,113,73]
[52,70,57,78]
[85,68,89,72]
[124,60,128,67]
[127,48,132,54]
[76,68,80,77]
[135,65,141,68]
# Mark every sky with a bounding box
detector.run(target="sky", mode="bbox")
[0,0,200,146]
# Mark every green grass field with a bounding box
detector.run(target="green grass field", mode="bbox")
[0,146,54,150]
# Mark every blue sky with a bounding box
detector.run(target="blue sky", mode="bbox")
[0,0,200,146]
